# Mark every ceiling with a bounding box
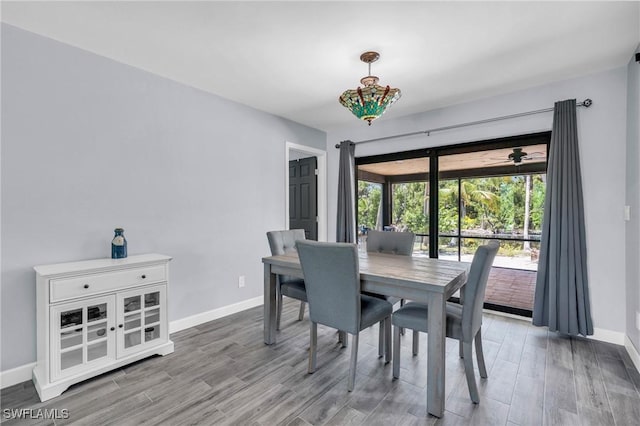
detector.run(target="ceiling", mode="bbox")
[2,2,638,131]
[358,144,547,176]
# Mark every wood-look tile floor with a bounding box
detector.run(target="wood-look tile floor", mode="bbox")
[2,299,640,425]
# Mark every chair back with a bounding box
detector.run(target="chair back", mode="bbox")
[462,241,500,340]
[296,241,361,334]
[366,230,415,256]
[267,229,306,255]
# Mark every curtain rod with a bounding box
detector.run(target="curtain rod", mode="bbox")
[334,98,593,148]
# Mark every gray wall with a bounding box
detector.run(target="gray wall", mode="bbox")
[0,24,326,371]
[626,47,640,352]
[327,67,628,337]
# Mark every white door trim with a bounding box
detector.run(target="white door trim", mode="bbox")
[285,141,327,242]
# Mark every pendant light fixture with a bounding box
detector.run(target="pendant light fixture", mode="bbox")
[339,51,401,125]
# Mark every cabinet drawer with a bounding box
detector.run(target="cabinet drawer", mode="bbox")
[50,265,166,303]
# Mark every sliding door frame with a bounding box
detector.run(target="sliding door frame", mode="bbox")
[355,131,551,258]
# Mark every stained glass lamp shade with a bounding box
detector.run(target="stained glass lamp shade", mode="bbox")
[339,51,401,125]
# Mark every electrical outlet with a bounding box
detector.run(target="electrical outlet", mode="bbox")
[238,275,245,288]
[625,205,631,221]
[636,311,640,331]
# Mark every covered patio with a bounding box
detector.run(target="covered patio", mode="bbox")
[356,133,548,315]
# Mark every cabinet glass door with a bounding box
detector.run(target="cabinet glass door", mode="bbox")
[117,285,167,357]
[51,296,115,381]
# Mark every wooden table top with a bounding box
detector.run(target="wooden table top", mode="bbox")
[262,250,469,295]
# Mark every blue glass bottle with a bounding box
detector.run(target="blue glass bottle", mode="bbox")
[111,228,127,259]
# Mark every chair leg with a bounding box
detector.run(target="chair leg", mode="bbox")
[298,302,306,321]
[339,331,348,348]
[459,340,464,358]
[348,333,359,392]
[378,321,384,358]
[475,330,488,378]
[276,293,283,331]
[400,299,405,336]
[412,330,419,356]
[308,322,317,374]
[384,317,392,364]
[462,341,480,403]
[393,325,401,379]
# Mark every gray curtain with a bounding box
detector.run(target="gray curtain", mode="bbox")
[336,140,356,243]
[533,99,593,336]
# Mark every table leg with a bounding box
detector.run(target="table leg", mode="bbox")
[427,293,446,417]
[264,263,277,344]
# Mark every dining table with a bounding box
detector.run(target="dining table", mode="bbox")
[262,249,469,418]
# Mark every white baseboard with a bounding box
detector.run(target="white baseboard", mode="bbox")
[169,295,263,334]
[1,296,263,390]
[625,336,640,373]
[590,327,626,345]
[485,310,627,346]
[0,362,36,390]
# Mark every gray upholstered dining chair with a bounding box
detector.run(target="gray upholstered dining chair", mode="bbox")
[266,229,307,330]
[296,240,393,392]
[391,241,499,404]
[366,229,415,256]
[365,229,416,354]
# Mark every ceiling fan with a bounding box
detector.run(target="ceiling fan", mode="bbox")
[489,147,545,166]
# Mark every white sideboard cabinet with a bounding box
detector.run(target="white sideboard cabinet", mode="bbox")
[33,254,174,401]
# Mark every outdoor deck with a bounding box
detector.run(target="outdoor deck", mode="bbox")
[485,267,536,312]
[417,251,538,313]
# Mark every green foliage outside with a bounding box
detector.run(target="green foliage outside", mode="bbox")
[437,175,546,259]
[392,182,429,233]
[437,175,545,234]
[357,181,382,230]
[358,174,546,261]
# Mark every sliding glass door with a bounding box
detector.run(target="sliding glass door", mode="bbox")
[436,174,545,270]
[355,131,550,315]
[392,182,429,255]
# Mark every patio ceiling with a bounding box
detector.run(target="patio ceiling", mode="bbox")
[358,144,547,177]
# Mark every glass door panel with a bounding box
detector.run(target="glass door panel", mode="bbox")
[51,295,115,381]
[60,308,83,328]
[87,341,108,362]
[124,295,141,313]
[145,309,160,325]
[58,307,84,371]
[124,331,141,349]
[391,182,429,234]
[414,234,429,257]
[87,303,107,322]
[144,326,160,343]
[61,348,83,371]
[438,237,459,261]
[143,290,161,344]
[124,312,141,331]
[86,301,110,364]
[117,285,166,357]
[122,295,143,351]
[356,181,383,248]
[60,327,83,350]
[87,322,108,342]
[438,179,459,236]
[145,292,160,308]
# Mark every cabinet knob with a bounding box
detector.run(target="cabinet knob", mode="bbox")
[83,284,90,289]
[118,324,123,328]
[110,327,115,331]
[141,275,146,279]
